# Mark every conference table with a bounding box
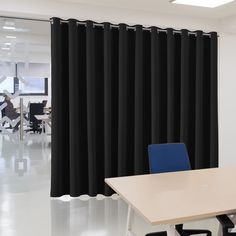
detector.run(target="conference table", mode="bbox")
[105,167,236,236]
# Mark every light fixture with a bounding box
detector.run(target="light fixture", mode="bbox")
[171,0,234,8]
[3,26,16,30]
[6,35,16,39]
[1,47,10,50]
[4,43,11,46]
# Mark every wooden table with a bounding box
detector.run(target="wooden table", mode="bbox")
[105,167,236,236]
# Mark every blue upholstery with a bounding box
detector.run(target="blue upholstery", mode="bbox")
[148,143,191,174]
[146,143,212,236]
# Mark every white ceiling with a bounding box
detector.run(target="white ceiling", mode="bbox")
[0,17,50,63]
[1,0,236,33]
[55,0,236,19]
[0,17,50,36]
[0,0,235,63]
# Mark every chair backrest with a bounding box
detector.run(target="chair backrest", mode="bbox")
[148,143,191,174]
[29,103,44,119]
[0,101,6,117]
[29,103,44,131]
[42,100,47,107]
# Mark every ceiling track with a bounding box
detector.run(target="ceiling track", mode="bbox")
[0,15,50,23]
[0,15,217,37]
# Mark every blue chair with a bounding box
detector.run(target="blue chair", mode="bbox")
[145,143,211,236]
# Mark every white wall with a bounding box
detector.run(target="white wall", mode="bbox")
[219,33,236,167]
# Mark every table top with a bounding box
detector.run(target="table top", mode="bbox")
[35,115,51,121]
[105,167,236,225]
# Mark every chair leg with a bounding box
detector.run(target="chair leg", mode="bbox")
[216,215,236,236]
[175,224,211,236]
[145,232,167,236]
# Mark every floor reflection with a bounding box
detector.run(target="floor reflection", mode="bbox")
[0,133,220,236]
[0,133,129,236]
[51,197,127,236]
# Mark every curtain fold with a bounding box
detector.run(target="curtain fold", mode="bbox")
[150,27,160,144]
[134,25,144,175]
[180,29,189,145]
[104,22,112,194]
[118,24,128,177]
[195,31,204,169]
[51,18,218,197]
[167,28,175,142]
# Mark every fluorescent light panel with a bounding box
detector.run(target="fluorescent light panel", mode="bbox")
[171,0,234,8]
[4,43,11,46]
[6,36,16,39]
[3,26,16,30]
[1,47,10,50]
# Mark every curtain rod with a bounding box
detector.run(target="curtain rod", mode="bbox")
[51,19,214,37]
[0,15,50,23]
[0,16,214,36]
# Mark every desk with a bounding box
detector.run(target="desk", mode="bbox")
[44,107,51,114]
[35,115,51,133]
[105,167,236,236]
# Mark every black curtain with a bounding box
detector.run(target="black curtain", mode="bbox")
[51,17,218,197]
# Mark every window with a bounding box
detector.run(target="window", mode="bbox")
[17,77,48,95]
[0,77,14,94]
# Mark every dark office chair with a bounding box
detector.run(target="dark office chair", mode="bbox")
[145,143,212,236]
[216,215,236,236]
[28,103,44,133]
[0,101,6,130]
[0,101,12,130]
[42,100,47,107]
[0,101,6,118]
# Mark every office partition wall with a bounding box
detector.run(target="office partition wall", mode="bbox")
[51,17,218,197]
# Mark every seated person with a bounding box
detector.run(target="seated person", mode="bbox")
[3,95,20,132]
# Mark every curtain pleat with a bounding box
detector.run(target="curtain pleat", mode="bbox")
[104,22,112,194]
[167,28,175,142]
[195,31,204,169]
[151,27,160,144]
[68,19,80,196]
[180,30,189,146]
[118,24,128,177]
[86,21,97,195]
[51,18,70,197]
[134,25,144,175]
[51,18,218,197]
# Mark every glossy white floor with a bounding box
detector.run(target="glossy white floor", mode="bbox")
[0,133,222,236]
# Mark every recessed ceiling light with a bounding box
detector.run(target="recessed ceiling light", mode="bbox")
[6,35,16,39]
[3,26,16,30]
[171,0,234,8]
[4,43,11,46]
[1,47,10,50]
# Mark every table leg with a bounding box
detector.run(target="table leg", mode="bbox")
[126,205,135,236]
[217,222,222,236]
[41,120,46,134]
[167,225,180,236]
